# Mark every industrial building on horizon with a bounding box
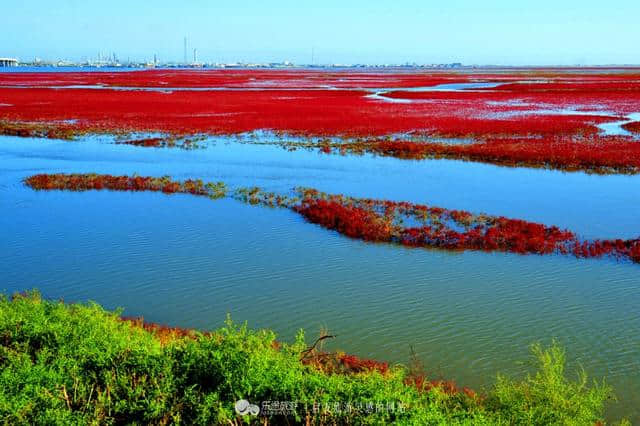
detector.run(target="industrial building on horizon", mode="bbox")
[0,58,18,67]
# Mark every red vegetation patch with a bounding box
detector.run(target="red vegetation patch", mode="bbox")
[338,354,389,374]
[4,69,640,173]
[484,80,640,93]
[405,375,460,395]
[0,86,621,138]
[294,195,577,256]
[356,136,640,174]
[121,316,201,345]
[0,69,475,89]
[2,69,640,139]
[1,68,638,90]
[622,121,640,134]
[294,199,392,242]
[290,188,640,263]
[23,174,640,264]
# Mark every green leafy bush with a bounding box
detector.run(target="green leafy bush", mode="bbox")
[0,291,620,425]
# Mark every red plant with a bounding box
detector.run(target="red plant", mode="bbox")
[294,199,392,242]
[462,387,477,399]
[338,354,389,374]
[404,375,460,395]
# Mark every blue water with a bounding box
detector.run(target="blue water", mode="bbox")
[0,135,639,422]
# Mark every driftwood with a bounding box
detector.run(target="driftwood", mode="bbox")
[299,334,336,361]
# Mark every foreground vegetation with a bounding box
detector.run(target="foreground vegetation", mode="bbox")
[0,292,624,425]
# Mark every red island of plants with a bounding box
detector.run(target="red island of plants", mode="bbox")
[25,173,640,264]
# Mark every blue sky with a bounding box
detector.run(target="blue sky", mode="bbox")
[3,0,640,65]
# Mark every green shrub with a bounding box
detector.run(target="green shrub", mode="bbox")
[487,341,614,425]
[0,291,620,425]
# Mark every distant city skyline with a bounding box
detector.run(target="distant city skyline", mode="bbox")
[3,0,640,66]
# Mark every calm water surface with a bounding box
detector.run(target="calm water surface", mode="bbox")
[0,135,639,421]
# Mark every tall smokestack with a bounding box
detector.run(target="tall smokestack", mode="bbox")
[183,37,187,64]
[193,48,197,63]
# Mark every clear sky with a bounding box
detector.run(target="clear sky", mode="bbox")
[3,0,639,65]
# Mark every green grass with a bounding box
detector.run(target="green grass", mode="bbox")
[0,291,625,425]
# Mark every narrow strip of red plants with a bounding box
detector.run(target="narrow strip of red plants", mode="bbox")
[341,135,640,174]
[25,173,640,264]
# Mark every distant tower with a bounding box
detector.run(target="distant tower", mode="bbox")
[193,48,197,63]
[154,54,157,65]
[183,37,187,64]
